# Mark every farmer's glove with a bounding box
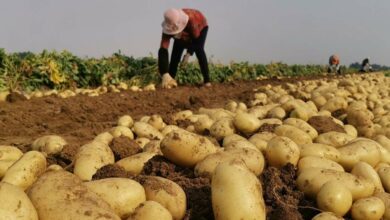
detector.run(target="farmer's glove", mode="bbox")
[161,73,178,89]
[181,53,191,66]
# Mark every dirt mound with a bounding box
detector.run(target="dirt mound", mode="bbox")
[141,156,213,220]
[6,92,27,103]
[109,137,142,161]
[261,164,319,220]
[92,164,134,180]
[258,123,280,133]
[46,144,79,168]
[308,116,345,134]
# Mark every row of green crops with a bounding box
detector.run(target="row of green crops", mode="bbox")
[0,49,357,92]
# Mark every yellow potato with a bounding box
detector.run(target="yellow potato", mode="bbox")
[316,180,352,216]
[127,201,173,220]
[83,178,146,218]
[299,143,340,162]
[233,112,261,135]
[351,197,385,220]
[94,132,114,145]
[222,134,247,147]
[224,139,259,152]
[212,160,265,220]
[298,156,344,173]
[338,138,381,171]
[194,115,214,134]
[0,182,38,220]
[161,128,217,167]
[28,170,120,220]
[31,135,67,155]
[374,192,390,220]
[352,162,384,193]
[344,124,358,138]
[132,122,163,140]
[148,114,166,131]
[312,212,343,220]
[314,131,354,148]
[161,125,180,136]
[143,140,162,155]
[110,126,134,139]
[73,141,115,181]
[140,176,186,220]
[265,136,300,168]
[209,117,236,140]
[274,124,312,145]
[320,97,348,113]
[116,152,156,175]
[2,151,46,190]
[297,168,375,200]
[135,138,150,148]
[248,132,276,152]
[0,145,23,178]
[283,118,318,139]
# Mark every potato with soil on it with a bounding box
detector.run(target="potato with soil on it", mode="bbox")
[314,131,354,148]
[351,196,385,220]
[73,141,115,181]
[233,112,261,135]
[316,180,352,216]
[223,139,259,152]
[209,117,236,141]
[248,132,276,152]
[222,134,247,147]
[110,126,135,139]
[265,136,300,168]
[161,128,217,167]
[31,135,67,155]
[211,160,266,220]
[0,182,38,220]
[312,212,344,220]
[299,143,340,162]
[283,118,318,139]
[116,152,156,175]
[297,168,375,200]
[94,132,114,145]
[0,145,23,178]
[1,151,46,190]
[374,192,390,220]
[351,161,384,193]
[83,178,146,218]
[132,122,163,140]
[274,124,312,145]
[139,176,186,220]
[28,170,120,220]
[298,156,344,173]
[127,201,173,220]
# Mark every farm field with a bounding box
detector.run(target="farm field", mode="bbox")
[1,72,390,220]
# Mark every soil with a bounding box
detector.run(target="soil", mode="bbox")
[308,115,346,134]
[258,123,280,133]
[0,76,336,219]
[109,137,142,161]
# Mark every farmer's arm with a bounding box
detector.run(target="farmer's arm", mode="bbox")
[158,33,171,75]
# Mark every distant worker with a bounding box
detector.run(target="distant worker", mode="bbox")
[328,54,341,74]
[158,8,210,89]
[360,57,373,73]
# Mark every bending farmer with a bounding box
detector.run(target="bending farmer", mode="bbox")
[158,8,210,88]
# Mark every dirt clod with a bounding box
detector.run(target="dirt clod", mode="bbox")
[258,123,280,133]
[109,137,142,161]
[92,164,134,180]
[308,116,345,134]
[6,92,27,103]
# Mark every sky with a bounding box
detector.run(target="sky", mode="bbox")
[0,0,389,65]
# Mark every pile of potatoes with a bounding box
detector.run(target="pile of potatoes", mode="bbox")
[0,82,157,101]
[1,72,390,220]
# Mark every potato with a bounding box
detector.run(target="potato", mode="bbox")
[212,160,265,220]
[161,128,217,167]
[0,145,23,177]
[143,140,162,155]
[314,131,354,148]
[222,134,247,147]
[135,138,150,148]
[374,192,390,220]
[298,156,344,173]
[320,97,348,113]
[194,115,214,134]
[83,178,146,218]
[233,112,261,135]
[344,124,358,138]
[258,118,283,127]
[224,139,259,152]
[0,182,38,220]
[375,135,390,151]
[140,176,186,220]
[2,151,46,190]
[248,132,276,152]
[338,138,381,171]
[31,135,67,155]
[172,110,193,122]
[225,148,265,176]
[283,118,318,139]
[265,136,300,168]
[161,125,180,136]
[267,106,286,120]
[127,201,173,220]
[132,122,163,140]
[316,180,352,216]
[352,162,384,193]
[110,126,134,139]
[116,152,156,175]
[378,166,390,192]
[312,212,343,220]
[351,197,385,220]
[210,117,236,140]
[28,170,120,220]
[299,143,340,162]
[147,114,166,131]
[94,132,114,145]
[297,168,375,200]
[73,141,115,181]
[274,124,312,145]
